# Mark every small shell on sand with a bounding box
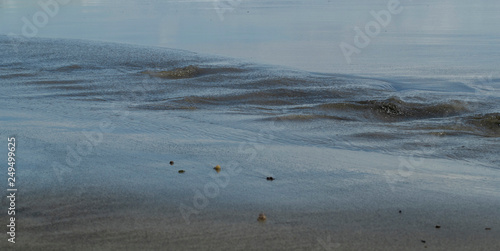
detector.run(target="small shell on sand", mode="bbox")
[170,161,174,165]
[257,213,266,222]
[178,170,185,173]
[214,165,221,173]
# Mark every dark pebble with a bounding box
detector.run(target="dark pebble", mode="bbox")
[266,177,275,181]
[170,161,174,165]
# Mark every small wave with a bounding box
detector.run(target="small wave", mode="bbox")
[132,103,197,110]
[266,114,350,122]
[202,66,249,74]
[179,87,354,108]
[0,72,38,79]
[175,93,295,106]
[131,88,316,110]
[46,85,87,91]
[465,113,500,137]
[26,80,85,85]
[142,65,201,79]
[142,65,248,79]
[316,97,469,121]
[350,132,401,140]
[242,76,315,88]
[53,64,83,72]
[170,89,320,107]
[24,79,89,92]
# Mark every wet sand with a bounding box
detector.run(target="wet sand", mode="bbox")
[3,143,499,250]
[7,184,500,250]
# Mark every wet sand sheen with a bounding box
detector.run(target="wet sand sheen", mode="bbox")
[11,178,500,251]
[4,143,500,250]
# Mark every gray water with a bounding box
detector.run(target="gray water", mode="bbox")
[2,0,500,74]
[1,35,499,168]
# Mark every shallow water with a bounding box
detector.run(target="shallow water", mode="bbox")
[1,35,498,169]
[1,24,499,182]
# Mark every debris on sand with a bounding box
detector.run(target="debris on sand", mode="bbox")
[257,213,267,222]
[214,165,221,173]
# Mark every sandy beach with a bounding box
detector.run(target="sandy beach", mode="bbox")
[5,149,500,250]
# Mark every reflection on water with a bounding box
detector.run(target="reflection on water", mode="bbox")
[1,0,500,74]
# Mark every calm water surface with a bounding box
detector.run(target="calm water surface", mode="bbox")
[1,0,500,75]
